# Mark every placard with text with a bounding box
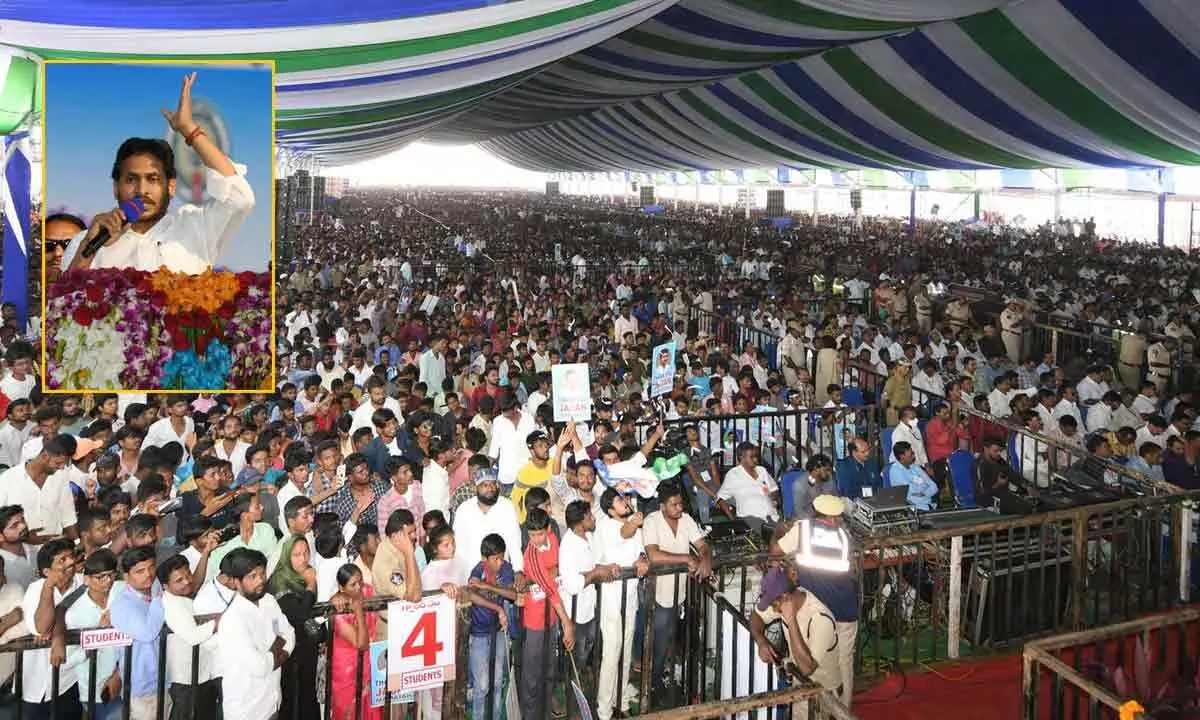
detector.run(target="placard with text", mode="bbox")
[386,595,456,694]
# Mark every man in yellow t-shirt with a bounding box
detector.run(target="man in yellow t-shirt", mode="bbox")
[512,429,555,523]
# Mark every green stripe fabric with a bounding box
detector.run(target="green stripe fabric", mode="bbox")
[823,46,1038,168]
[959,10,1200,165]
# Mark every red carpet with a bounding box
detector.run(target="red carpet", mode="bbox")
[853,656,1022,720]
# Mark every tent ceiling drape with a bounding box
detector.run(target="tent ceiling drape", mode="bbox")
[2,0,1198,170]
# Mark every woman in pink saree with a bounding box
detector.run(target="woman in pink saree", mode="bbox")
[330,563,382,720]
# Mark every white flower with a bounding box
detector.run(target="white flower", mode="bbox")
[58,316,128,389]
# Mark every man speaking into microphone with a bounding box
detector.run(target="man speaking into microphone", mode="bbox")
[61,72,255,275]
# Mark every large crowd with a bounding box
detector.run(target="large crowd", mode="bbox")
[0,189,1196,719]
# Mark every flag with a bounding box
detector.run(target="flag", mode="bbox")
[2,132,31,330]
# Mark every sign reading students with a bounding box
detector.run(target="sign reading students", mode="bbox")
[387,595,457,693]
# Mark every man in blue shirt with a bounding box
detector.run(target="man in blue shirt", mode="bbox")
[109,546,166,720]
[835,438,878,499]
[888,441,938,511]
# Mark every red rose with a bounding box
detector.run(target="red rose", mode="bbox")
[172,333,192,352]
[85,285,102,304]
[217,304,236,321]
[196,334,211,355]
[93,303,111,320]
[151,291,168,308]
[72,307,93,326]
[165,315,181,334]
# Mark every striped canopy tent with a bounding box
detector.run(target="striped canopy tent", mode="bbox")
[2,0,1199,171]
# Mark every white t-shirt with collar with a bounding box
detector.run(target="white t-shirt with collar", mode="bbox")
[60,163,255,275]
[718,465,779,522]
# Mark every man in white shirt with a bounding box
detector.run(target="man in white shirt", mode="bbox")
[0,436,78,545]
[0,343,35,403]
[643,484,712,704]
[215,547,294,720]
[593,490,648,720]
[1131,382,1160,420]
[558,501,620,683]
[890,406,929,468]
[0,506,35,593]
[142,396,195,464]
[62,73,254,275]
[716,443,780,532]
[213,416,252,479]
[1135,415,1170,450]
[453,470,524,575]
[423,439,453,518]
[349,378,405,438]
[987,373,1037,420]
[0,397,33,470]
[488,393,536,488]
[613,306,638,346]
[22,539,83,716]
[418,335,448,393]
[1086,392,1122,434]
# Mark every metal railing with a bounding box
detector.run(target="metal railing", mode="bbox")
[1022,604,1200,719]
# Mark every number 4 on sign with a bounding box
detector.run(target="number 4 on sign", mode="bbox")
[400,611,443,667]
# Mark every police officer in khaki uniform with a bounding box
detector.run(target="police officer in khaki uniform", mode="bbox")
[946,296,971,337]
[1117,330,1147,392]
[999,299,1027,365]
[1146,337,1175,395]
[913,288,933,335]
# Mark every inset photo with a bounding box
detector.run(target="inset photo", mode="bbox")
[42,60,275,392]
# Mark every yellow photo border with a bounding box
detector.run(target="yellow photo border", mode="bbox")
[38,57,278,395]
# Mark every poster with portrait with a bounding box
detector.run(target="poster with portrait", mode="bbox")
[650,341,676,398]
[552,363,592,422]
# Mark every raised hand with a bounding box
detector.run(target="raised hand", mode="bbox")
[161,72,199,135]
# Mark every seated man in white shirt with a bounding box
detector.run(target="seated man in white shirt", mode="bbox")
[62,73,255,275]
[716,442,780,533]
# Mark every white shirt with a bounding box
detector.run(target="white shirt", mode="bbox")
[21,577,83,702]
[0,421,33,469]
[0,373,34,402]
[60,163,255,275]
[63,582,123,702]
[488,412,536,486]
[142,416,194,459]
[0,547,34,594]
[180,545,203,574]
[423,461,451,517]
[316,551,347,602]
[558,531,598,624]
[718,465,779,522]
[452,497,524,573]
[275,480,308,535]
[163,591,218,685]
[891,421,928,466]
[1135,426,1169,450]
[643,511,705,608]
[0,464,78,538]
[215,440,252,479]
[217,592,295,720]
[594,514,643,613]
[1076,377,1106,407]
[1086,403,1115,434]
[1131,394,1159,417]
[349,397,405,438]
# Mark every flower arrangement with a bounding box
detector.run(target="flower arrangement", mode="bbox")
[46,268,272,390]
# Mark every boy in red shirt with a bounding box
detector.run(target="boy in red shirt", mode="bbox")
[520,507,576,720]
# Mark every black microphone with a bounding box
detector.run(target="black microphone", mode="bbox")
[82,197,144,258]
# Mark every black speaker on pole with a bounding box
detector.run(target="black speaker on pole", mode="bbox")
[766,189,785,217]
[639,186,656,206]
[546,181,560,197]
[850,188,862,212]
